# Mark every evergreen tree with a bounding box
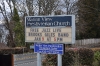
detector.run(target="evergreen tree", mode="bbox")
[13,7,25,47]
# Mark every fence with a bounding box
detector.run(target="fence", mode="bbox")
[74,38,100,47]
[14,53,36,66]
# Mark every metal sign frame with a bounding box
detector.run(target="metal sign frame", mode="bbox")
[34,43,64,55]
[25,15,75,44]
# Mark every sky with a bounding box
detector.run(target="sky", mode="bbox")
[0,0,13,23]
[0,0,77,23]
[0,20,3,24]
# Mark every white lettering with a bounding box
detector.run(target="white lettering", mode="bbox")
[27,17,40,21]
[41,17,53,21]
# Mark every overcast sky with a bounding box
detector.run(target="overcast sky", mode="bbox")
[0,0,77,23]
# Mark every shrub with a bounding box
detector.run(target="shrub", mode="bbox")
[62,49,75,66]
[42,54,57,66]
[94,51,100,65]
[78,48,94,66]
[42,49,75,66]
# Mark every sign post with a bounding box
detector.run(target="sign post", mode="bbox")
[25,15,75,66]
[34,43,64,66]
[37,53,41,66]
[58,54,62,66]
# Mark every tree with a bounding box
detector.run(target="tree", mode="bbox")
[0,1,15,47]
[12,6,25,47]
[0,0,25,47]
[77,0,100,39]
[26,0,34,16]
[37,0,60,15]
[63,0,78,15]
[0,24,8,44]
[0,26,3,43]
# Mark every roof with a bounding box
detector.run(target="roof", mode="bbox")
[0,43,9,49]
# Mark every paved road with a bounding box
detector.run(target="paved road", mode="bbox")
[14,53,45,66]
[14,61,37,66]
